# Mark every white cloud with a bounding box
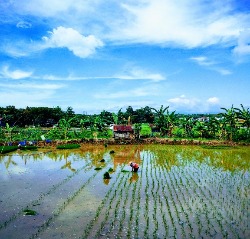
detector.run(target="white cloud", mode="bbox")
[0,66,33,79]
[42,26,103,58]
[233,29,250,55]
[207,97,219,104]
[190,56,214,66]
[167,95,223,113]
[9,0,250,49]
[38,66,165,82]
[215,69,232,75]
[16,21,32,28]
[116,0,250,48]
[0,82,65,90]
[71,100,155,114]
[94,84,159,99]
[115,67,165,81]
[13,0,96,17]
[190,56,232,75]
[168,95,199,107]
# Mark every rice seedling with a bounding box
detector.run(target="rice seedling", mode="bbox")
[0,144,248,239]
[94,167,102,170]
[103,171,111,179]
[23,209,37,216]
[108,167,114,172]
[0,159,94,231]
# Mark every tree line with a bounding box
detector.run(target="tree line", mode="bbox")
[0,104,249,142]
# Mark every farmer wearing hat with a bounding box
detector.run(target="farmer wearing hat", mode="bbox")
[129,162,139,172]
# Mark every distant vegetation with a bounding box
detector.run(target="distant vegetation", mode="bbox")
[0,104,249,143]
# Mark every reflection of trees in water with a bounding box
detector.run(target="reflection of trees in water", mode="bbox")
[1,155,17,169]
[145,145,250,172]
[111,145,142,170]
[0,145,249,172]
[61,158,76,172]
[129,172,139,183]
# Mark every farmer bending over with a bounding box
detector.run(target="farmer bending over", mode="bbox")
[129,162,139,172]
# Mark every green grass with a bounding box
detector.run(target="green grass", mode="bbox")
[23,209,37,216]
[56,144,81,149]
[201,145,236,150]
[0,146,18,154]
[20,145,38,151]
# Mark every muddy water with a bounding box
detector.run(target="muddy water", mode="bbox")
[0,145,249,239]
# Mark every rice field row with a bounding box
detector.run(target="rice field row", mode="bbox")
[0,145,249,239]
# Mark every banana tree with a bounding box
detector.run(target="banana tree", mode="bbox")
[193,120,207,138]
[5,123,14,142]
[235,104,250,140]
[151,105,171,136]
[205,116,220,139]
[58,116,77,139]
[219,105,238,141]
[178,116,194,138]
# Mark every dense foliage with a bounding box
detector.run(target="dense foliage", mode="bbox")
[0,104,249,143]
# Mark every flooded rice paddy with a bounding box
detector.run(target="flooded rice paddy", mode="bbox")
[0,144,249,239]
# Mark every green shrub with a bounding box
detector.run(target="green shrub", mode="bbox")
[191,129,200,138]
[56,144,81,149]
[46,128,64,140]
[237,128,250,141]
[97,129,113,138]
[140,124,152,137]
[80,130,93,139]
[172,127,185,138]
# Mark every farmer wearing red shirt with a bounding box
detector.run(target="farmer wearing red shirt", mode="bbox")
[129,162,139,172]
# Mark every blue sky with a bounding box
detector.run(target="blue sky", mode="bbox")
[0,0,249,114]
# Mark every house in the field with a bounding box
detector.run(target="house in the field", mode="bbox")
[112,125,134,139]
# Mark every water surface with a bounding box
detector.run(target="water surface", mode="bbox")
[0,145,249,238]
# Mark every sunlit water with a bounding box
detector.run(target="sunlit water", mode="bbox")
[0,145,249,239]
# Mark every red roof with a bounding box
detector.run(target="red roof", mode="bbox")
[113,125,133,132]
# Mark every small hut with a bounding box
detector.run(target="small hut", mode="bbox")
[112,125,134,139]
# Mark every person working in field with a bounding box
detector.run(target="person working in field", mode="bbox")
[129,162,139,172]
